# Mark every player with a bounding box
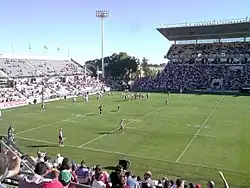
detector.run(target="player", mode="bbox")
[85,92,89,102]
[180,88,183,94]
[168,91,170,97]
[117,105,120,112]
[165,98,169,105]
[118,119,124,134]
[58,128,64,147]
[72,97,76,103]
[0,108,2,119]
[98,104,103,115]
[41,102,45,112]
[146,93,149,99]
[8,125,15,143]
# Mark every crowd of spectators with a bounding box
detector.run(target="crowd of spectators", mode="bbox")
[13,76,107,100]
[0,76,114,104]
[0,148,230,188]
[134,42,250,91]
[0,88,25,103]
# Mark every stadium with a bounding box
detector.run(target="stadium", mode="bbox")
[0,17,250,188]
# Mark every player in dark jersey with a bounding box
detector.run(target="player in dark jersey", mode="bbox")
[117,105,120,112]
[98,104,103,115]
[41,102,45,112]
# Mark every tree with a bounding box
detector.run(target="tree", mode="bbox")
[85,52,141,81]
[141,57,151,77]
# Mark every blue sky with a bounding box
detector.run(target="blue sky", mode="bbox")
[0,0,249,64]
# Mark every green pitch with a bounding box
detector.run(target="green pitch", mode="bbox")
[1,93,250,187]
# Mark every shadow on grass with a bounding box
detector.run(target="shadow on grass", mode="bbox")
[103,166,116,171]
[98,131,113,135]
[86,113,97,117]
[109,110,117,113]
[27,144,58,148]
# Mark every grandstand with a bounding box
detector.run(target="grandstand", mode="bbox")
[134,17,250,93]
[0,55,86,77]
[2,18,250,188]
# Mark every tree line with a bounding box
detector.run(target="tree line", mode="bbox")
[85,52,164,80]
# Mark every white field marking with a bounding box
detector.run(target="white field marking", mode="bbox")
[78,107,164,148]
[12,112,39,117]
[56,106,65,108]
[3,109,15,112]
[15,116,77,136]
[9,135,248,175]
[106,126,216,138]
[175,96,224,162]
[62,120,77,123]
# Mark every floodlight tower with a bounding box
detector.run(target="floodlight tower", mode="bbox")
[96,10,109,78]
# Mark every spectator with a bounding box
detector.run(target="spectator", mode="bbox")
[54,154,64,167]
[92,172,107,188]
[141,171,155,188]
[109,165,123,188]
[19,162,59,188]
[91,165,109,188]
[0,151,21,187]
[125,171,137,188]
[75,161,90,184]
[58,170,72,188]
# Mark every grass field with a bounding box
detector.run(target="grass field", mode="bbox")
[1,92,250,187]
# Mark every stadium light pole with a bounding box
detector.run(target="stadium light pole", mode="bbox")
[96,10,109,78]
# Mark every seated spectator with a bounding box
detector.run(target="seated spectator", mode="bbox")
[0,151,21,187]
[58,170,72,188]
[19,162,59,188]
[91,165,109,188]
[109,165,123,188]
[54,154,64,167]
[125,171,138,188]
[75,161,90,184]
[141,171,155,188]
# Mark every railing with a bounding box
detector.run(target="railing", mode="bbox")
[159,16,250,28]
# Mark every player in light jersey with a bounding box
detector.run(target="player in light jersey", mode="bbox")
[41,102,45,112]
[72,97,76,103]
[0,109,2,119]
[85,93,89,102]
[8,125,15,143]
[58,128,64,147]
[118,119,124,134]
[165,98,169,105]
[117,105,120,112]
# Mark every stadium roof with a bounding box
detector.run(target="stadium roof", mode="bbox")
[157,17,250,41]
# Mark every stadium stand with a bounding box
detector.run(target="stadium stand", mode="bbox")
[134,18,250,93]
[3,18,250,188]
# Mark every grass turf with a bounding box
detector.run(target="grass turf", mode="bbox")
[1,92,250,187]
